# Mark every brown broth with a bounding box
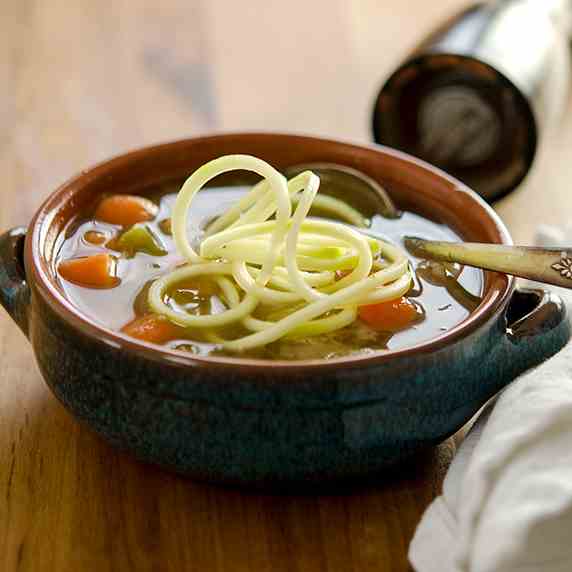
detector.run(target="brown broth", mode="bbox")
[55,184,483,360]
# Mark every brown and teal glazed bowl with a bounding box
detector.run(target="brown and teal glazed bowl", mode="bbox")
[0,133,569,486]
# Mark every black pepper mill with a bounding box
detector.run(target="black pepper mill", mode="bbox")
[372,0,572,202]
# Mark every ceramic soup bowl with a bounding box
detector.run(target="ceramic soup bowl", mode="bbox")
[1,133,568,486]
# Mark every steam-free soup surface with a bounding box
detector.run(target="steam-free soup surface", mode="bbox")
[55,182,483,360]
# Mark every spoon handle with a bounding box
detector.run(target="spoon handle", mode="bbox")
[404,238,572,289]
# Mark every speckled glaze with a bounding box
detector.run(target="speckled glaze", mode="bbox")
[1,134,569,487]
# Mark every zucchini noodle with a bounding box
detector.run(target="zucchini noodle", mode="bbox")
[148,154,412,352]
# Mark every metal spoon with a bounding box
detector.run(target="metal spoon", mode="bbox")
[283,163,401,219]
[285,162,572,289]
[403,238,572,289]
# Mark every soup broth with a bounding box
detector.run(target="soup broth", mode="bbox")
[55,181,483,360]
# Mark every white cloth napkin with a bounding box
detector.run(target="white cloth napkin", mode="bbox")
[409,227,572,572]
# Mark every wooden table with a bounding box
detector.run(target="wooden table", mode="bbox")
[2,1,571,570]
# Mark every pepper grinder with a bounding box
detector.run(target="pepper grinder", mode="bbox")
[372,0,572,202]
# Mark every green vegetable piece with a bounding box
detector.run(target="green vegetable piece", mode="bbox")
[117,224,167,257]
[369,239,381,255]
[303,245,345,260]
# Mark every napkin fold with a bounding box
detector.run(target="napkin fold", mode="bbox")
[409,227,572,572]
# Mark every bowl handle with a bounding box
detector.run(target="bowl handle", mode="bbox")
[504,286,570,373]
[0,227,30,337]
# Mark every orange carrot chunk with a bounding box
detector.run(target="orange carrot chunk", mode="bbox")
[158,218,172,235]
[358,296,421,332]
[94,195,158,227]
[58,253,119,289]
[121,314,183,344]
[83,230,108,245]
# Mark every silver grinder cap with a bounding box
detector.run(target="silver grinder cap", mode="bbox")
[372,0,571,202]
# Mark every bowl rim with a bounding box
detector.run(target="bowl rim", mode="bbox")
[26,132,514,373]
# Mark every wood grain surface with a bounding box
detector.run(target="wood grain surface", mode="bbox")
[1,1,571,570]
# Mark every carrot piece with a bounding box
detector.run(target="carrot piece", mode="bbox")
[94,195,158,227]
[158,218,172,235]
[358,296,421,332]
[121,314,183,344]
[83,230,108,245]
[58,253,119,289]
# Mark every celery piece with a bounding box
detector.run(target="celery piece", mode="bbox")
[117,224,167,257]
[300,245,345,259]
[368,239,381,255]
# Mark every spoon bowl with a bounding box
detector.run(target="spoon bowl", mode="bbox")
[283,162,401,219]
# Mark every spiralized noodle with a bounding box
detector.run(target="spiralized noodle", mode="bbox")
[148,155,412,352]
